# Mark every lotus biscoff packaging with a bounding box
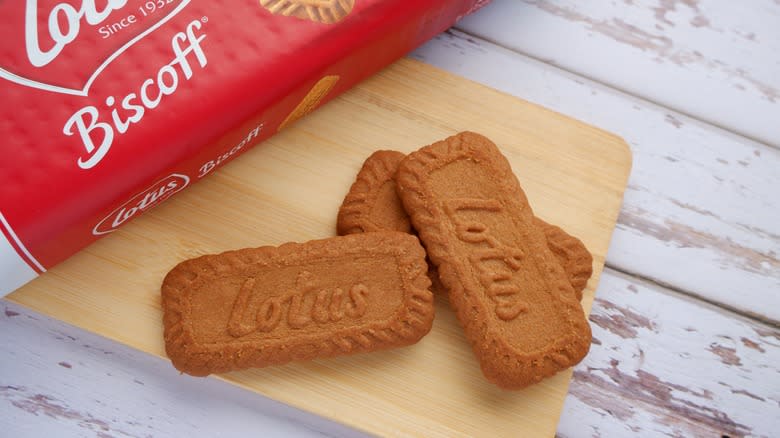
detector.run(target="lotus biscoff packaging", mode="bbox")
[0,0,491,296]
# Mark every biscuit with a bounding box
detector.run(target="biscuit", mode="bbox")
[536,218,593,300]
[395,132,592,389]
[260,0,354,24]
[337,150,443,295]
[278,75,340,131]
[337,150,411,235]
[161,231,434,376]
[337,149,593,299]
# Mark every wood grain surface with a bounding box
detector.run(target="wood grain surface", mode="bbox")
[5,59,631,437]
[3,2,778,436]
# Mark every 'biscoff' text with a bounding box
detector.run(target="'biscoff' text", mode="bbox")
[63,19,207,169]
[198,123,264,178]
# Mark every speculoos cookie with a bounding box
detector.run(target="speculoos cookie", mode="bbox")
[162,231,434,376]
[337,148,593,299]
[395,132,592,389]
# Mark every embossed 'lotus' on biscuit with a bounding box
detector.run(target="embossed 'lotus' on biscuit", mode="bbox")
[337,149,594,300]
[395,131,593,390]
[161,231,434,376]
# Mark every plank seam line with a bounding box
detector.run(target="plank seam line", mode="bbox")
[447,28,779,151]
[604,264,780,330]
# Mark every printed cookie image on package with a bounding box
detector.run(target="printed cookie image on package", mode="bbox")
[260,0,355,24]
[278,75,340,131]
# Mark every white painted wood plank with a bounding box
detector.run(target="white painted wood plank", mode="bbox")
[456,0,780,147]
[559,269,780,438]
[5,265,779,437]
[411,31,780,323]
[0,302,366,438]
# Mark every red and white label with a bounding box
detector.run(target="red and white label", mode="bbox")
[0,0,490,300]
[0,0,191,96]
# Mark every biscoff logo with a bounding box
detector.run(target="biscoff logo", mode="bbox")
[92,173,189,235]
[0,0,192,96]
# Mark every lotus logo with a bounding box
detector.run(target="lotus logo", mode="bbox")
[0,0,191,96]
[93,173,189,235]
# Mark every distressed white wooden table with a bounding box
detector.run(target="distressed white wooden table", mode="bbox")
[2,1,779,437]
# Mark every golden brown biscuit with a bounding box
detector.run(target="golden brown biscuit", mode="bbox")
[337,150,444,295]
[337,150,411,235]
[278,75,340,131]
[337,149,593,299]
[259,0,354,24]
[162,232,434,376]
[535,218,593,300]
[395,132,591,389]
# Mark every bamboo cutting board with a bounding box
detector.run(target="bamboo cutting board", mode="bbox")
[6,58,631,437]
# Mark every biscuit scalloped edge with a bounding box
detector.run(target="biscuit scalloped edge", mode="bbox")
[337,150,408,235]
[534,218,593,301]
[395,131,591,389]
[161,232,434,376]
